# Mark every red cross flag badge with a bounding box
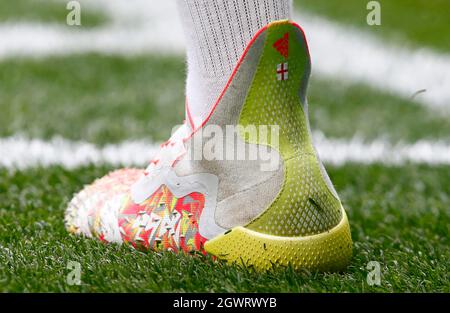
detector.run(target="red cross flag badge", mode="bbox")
[276,62,288,81]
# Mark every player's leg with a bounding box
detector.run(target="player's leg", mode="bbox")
[65,0,352,271]
[176,0,292,126]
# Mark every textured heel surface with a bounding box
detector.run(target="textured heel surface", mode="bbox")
[239,21,343,237]
[205,209,352,272]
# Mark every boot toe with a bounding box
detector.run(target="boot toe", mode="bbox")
[65,168,143,240]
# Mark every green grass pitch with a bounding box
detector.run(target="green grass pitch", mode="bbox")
[0,0,449,292]
[0,164,448,292]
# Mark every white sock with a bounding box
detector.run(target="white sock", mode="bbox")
[176,0,292,127]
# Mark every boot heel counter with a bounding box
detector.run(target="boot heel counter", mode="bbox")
[203,21,352,271]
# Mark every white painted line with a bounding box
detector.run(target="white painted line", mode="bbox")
[312,132,450,166]
[0,136,158,170]
[1,134,449,170]
[0,0,185,58]
[0,22,184,58]
[0,1,449,110]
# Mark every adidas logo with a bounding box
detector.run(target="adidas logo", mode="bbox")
[273,32,289,59]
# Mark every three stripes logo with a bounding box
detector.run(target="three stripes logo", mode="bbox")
[273,32,289,59]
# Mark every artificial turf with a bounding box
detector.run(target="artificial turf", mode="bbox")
[0,0,449,293]
[295,0,450,52]
[0,164,448,292]
[0,0,108,27]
